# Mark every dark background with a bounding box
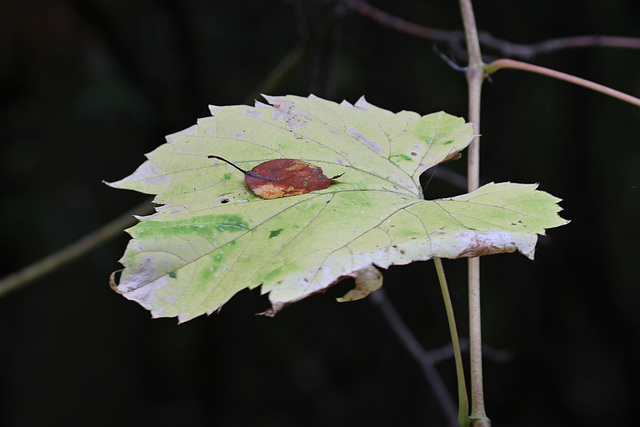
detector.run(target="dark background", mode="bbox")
[1,0,639,426]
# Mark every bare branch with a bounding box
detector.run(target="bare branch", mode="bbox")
[370,289,459,427]
[480,33,640,59]
[340,0,460,42]
[0,200,154,298]
[341,0,640,60]
[486,58,640,107]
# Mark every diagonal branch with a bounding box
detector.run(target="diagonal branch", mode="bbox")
[0,200,154,298]
[340,0,460,42]
[485,58,640,107]
[369,289,459,427]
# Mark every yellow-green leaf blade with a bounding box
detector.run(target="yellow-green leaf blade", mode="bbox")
[107,95,567,322]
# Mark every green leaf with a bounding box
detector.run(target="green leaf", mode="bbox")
[107,95,567,322]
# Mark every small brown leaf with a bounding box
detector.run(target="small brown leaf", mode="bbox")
[208,156,343,199]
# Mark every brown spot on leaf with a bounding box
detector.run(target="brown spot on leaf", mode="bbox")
[456,232,517,258]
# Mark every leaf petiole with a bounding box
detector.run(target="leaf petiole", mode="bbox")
[208,155,281,181]
[435,257,470,427]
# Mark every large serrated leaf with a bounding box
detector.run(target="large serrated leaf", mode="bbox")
[107,95,567,322]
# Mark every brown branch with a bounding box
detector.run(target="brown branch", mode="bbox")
[341,0,460,42]
[458,0,489,424]
[481,34,640,59]
[341,0,640,60]
[369,289,459,427]
[486,58,640,107]
[0,200,154,298]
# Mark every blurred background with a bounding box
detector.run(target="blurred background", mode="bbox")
[1,0,639,425]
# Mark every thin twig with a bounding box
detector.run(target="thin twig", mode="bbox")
[0,199,154,298]
[480,33,640,59]
[341,0,460,42]
[369,289,459,427]
[433,44,468,73]
[486,58,640,107]
[428,339,513,365]
[341,0,640,60]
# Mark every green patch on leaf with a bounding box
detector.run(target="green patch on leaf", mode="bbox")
[269,228,284,238]
[391,153,412,162]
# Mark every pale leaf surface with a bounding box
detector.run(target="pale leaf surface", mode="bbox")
[107,95,567,322]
